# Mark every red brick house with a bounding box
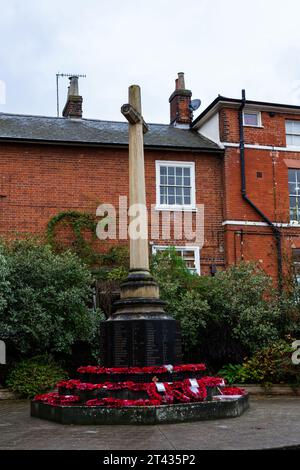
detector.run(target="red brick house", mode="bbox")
[194,92,300,284]
[1,73,300,283]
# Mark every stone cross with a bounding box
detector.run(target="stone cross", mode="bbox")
[99,85,182,368]
[121,85,150,272]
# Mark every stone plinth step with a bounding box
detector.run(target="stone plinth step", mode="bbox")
[0,388,17,400]
[31,395,249,425]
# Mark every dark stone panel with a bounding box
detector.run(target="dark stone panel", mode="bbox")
[100,318,182,367]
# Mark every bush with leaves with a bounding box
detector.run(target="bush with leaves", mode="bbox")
[206,263,282,356]
[6,356,68,398]
[217,363,244,385]
[95,266,128,318]
[0,240,103,359]
[151,248,209,351]
[275,284,300,339]
[228,340,299,386]
[151,250,297,365]
[0,252,10,316]
[99,246,129,269]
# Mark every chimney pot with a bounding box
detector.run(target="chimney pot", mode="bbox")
[68,76,79,97]
[62,75,83,118]
[177,72,185,89]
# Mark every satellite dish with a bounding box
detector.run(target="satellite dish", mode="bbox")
[189,99,201,111]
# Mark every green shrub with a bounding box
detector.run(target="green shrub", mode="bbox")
[0,251,10,315]
[151,249,209,351]
[218,364,244,385]
[106,266,128,281]
[232,340,299,385]
[208,263,282,353]
[100,246,129,268]
[6,356,68,398]
[166,290,209,350]
[151,247,201,292]
[151,251,295,365]
[275,287,300,339]
[0,239,103,358]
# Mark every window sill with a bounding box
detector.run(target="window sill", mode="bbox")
[276,221,300,227]
[154,206,198,212]
[286,145,300,149]
[243,125,264,128]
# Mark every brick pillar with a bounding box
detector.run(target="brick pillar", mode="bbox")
[169,72,192,126]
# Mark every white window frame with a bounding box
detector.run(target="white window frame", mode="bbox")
[152,245,201,275]
[243,110,262,127]
[288,168,300,223]
[292,248,300,285]
[286,120,300,147]
[155,160,196,211]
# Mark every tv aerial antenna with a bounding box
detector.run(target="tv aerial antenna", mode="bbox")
[56,72,86,117]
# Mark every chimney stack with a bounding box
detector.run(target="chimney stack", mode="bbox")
[169,72,192,126]
[62,76,83,118]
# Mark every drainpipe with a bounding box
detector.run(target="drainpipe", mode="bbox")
[238,89,283,290]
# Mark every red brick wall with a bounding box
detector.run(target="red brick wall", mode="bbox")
[219,106,300,280]
[222,146,291,223]
[224,225,277,274]
[219,107,288,146]
[0,142,225,275]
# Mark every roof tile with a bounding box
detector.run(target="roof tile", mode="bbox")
[0,113,221,151]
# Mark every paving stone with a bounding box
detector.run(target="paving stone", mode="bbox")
[0,398,300,450]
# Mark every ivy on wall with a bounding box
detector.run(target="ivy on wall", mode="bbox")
[46,211,99,265]
[46,211,130,272]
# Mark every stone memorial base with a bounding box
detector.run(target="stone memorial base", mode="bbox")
[30,363,249,425]
[31,395,249,425]
[100,270,183,368]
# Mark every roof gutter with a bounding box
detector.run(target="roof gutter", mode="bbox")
[192,95,300,129]
[238,90,283,290]
[0,137,223,154]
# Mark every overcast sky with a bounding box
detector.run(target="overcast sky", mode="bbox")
[1,0,300,123]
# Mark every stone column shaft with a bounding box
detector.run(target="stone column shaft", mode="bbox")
[128,85,149,271]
